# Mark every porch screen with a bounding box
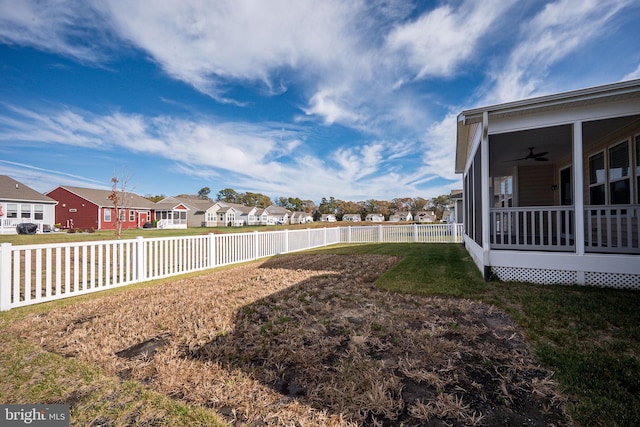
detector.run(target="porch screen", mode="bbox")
[609,141,630,204]
[637,135,640,203]
[589,152,605,205]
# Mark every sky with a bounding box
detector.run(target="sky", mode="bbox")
[1,0,639,203]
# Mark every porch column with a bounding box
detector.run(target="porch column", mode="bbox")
[573,121,585,258]
[481,111,492,279]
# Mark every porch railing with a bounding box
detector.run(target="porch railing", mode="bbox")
[490,205,640,254]
[584,205,640,254]
[1,219,47,234]
[490,206,575,251]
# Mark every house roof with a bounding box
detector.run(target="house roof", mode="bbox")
[0,175,57,204]
[50,186,156,209]
[265,205,291,215]
[455,79,640,173]
[160,196,213,213]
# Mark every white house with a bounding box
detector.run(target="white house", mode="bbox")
[415,211,437,223]
[290,212,313,224]
[365,213,385,222]
[0,175,57,234]
[389,211,413,222]
[159,196,214,227]
[320,213,337,222]
[264,205,291,225]
[455,79,640,288]
[342,213,361,222]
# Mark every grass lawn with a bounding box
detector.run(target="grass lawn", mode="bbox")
[0,243,638,426]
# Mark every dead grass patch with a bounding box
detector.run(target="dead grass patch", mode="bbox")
[8,253,571,426]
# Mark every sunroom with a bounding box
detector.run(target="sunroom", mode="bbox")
[455,79,640,288]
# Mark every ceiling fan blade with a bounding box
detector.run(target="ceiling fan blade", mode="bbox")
[532,151,549,158]
[534,157,549,161]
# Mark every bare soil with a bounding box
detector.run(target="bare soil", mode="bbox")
[11,254,571,426]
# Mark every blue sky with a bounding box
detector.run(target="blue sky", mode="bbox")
[1,0,639,203]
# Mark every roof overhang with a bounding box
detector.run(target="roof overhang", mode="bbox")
[454,79,640,174]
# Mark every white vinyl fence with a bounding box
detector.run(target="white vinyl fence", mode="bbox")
[0,224,462,311]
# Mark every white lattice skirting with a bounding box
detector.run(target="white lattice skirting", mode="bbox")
[491,267,640,290]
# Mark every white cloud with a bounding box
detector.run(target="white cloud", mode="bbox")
[622,64,640,81]
[385,0,514,80]
[421,112,459,181]
[488,0,632,103]
[98,0,366,102]
[0,0,113,63]
[0,104,453,200]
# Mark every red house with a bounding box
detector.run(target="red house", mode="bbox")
[46,186,157,231]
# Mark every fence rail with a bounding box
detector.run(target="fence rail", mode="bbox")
[0,224,463,311]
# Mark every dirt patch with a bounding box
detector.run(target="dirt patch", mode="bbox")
[10,253,571,426]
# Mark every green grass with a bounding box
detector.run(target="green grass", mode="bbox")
[1,242,638,426]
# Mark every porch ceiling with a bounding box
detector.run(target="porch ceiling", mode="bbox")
[489,114,640,176]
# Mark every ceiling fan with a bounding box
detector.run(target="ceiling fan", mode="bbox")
[510,147,549,162]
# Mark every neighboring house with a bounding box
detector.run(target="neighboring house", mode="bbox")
[389,212,413,222]
[290,212,313,224]
[365,213,385,222]
[342,213,362,222]
[159,196,214,227]
[203,202,240,227]
[415,211,437,223]
[46,185,157,231]
[455,79,640,287]
[153,201,189,229]
[321,214,337,222]
[447,189,463,224]
[264,205,291,225]
[0,175,57,234]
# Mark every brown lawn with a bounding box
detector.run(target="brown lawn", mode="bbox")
[10,253,571,426]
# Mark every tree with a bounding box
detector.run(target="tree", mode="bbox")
[429,195,451,220]
[198,187,211,200]
[107,170,132,239]
[217,188,239,203]
[144,194,165,203]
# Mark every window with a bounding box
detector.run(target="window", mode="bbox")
[609,141,630,204]
[21,204,31,218]
[104,209,111,222]
[589,152,606,205]
[119,209,126,221]
[34,205,44,220]
[129,210,135,222]
[492,176,513,208]
[6,203,17,218]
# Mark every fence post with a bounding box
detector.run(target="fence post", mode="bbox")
[284,229,289,253]
[254,231,259,259]
[453,224,458,242]
[413,223,418,242]
[347,226,351,243]
[378,225,383,242]
[1,243,12,311]
[135,236,146,282]
[208,233,216,267]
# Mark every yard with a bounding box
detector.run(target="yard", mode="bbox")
[1,244,638,426]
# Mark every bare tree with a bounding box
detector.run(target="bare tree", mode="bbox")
[107,170,132,239]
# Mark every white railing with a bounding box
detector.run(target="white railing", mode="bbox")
[0,224,462,311]
[342,223,463,243]
[1,219,47,234]
[490,206,575,251]
[584,205,640,254]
